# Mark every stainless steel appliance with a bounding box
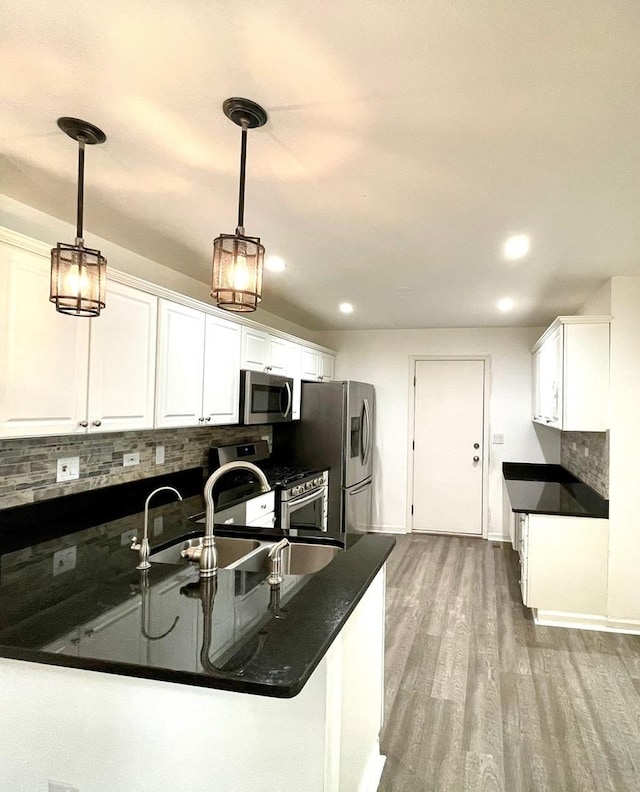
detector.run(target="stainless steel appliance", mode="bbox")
[208,441,328,532]
[277,381,374,535]
[239,370,294,425]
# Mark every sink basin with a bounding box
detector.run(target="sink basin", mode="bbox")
[237,541,341,576]
[151,535,261,568]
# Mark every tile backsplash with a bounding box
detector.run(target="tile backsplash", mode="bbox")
[0,426,272,508]
[560,431,609,499]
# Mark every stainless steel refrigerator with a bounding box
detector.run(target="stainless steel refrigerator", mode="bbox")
[278,380,374,535]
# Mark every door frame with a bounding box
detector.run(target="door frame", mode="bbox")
[406,354,491,538]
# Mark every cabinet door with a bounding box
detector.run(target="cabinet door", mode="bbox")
[319,352,335,381]
[519,513,529,605]
[546,326,563,426]
[155,299,205,428]
[301,347,320,380]
[87,281,157,432]
[202,314,241,425]
[0,243,89,437]
[241,326,268,371]
[531,347,544,421]
[267,335,289,375]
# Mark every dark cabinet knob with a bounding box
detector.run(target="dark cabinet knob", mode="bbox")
[473,442,480,449]
[92,420,102,427]
[473,456,480,462]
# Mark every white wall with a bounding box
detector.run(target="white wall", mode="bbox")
[0,194,322,344]
[607,277,640,622]
[317,327,557,538]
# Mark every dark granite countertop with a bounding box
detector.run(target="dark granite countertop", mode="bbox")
[503,463,609,518]
[0,470,394,698]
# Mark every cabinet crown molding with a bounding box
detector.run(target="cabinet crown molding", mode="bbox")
[531,315,611,354]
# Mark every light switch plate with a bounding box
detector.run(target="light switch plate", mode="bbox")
[153,516,163,536]
[123,452,140,467]
[155,445,165,465]
[492,434,504,445]
[56,456,79,483]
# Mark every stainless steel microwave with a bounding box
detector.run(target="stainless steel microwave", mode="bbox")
[240,370,294,424]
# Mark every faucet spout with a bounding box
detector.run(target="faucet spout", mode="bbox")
[199,461,271,579]
[132,486,183,570]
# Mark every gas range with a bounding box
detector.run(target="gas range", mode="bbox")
[209,441,329,531]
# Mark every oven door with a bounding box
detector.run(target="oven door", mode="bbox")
[240,370,294,425]
[282,487,328,532]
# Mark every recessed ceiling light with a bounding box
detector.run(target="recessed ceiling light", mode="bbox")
[265,255,286,272]
[503,234,530,260]
[497,297,514,312]
[339,302,354,314]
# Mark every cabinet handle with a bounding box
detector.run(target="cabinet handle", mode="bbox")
[261,503,267,510]
[79,420,89,428]
[205,416,211,422]
[92,420,102,427]
[198,417,204,423]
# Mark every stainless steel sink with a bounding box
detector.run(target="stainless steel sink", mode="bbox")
[151,535,261,568]
[236,541,341,575]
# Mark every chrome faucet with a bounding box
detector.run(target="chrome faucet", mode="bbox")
[196,461,270,579]
[267,538,290,585]
[131,486,183,570]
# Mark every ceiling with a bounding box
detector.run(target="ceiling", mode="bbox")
[2,1,640,330]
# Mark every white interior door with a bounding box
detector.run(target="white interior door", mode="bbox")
[412,358,485,535]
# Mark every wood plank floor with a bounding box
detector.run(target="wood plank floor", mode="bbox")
[378,534,640,792]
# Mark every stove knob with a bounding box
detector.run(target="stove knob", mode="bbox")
[314,477,323,486]
[292,485,302,496]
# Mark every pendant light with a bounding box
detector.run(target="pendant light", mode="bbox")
[50,117,107,317]
[212,98,267,312]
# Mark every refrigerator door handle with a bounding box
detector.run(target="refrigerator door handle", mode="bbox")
[362,397,372,466]
[349,478,371,496]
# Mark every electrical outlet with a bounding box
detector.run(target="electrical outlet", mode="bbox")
[155,445,165,465]
[153,516,164,536]
[120,528,138,547]
[53,546,77,577]
[56,456,79,483]
[49,781,80,792]
[572,442,577,451]
[123,452,140,467]
[583,446,589,458]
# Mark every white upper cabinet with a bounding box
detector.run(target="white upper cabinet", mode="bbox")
[156,300,206,428]
[0,242,157,438]
[202,314,241,425]
[87,281,157,432]
[156,300,242,428]
[301,347,320,380]
[0,242,90,438]
[531,316,610,431]
[241,327,269,372]
[319,352,335,381]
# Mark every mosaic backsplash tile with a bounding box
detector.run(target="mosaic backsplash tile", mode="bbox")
[561,431,609,499]
[0,425,271,508]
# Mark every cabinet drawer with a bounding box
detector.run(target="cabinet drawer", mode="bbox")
[245,492,274,523]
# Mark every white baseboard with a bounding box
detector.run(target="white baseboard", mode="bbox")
[358,748,386,792]
[369,524,407,534]
[534,609,640,635]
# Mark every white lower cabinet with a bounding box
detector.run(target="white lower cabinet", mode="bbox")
[518,512,608,616]
[155,299,241,428]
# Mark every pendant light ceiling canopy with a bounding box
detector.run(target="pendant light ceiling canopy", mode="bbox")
[211,98,268,313]
[50,117,107,317]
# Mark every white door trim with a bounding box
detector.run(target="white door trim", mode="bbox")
[406,354,491,539]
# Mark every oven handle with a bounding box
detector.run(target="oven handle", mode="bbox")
[287,488,325,508]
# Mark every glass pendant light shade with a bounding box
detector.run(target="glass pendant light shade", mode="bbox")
[50,241,107,317]
[51,117,107,317]
[212,232,264,312]
[212,98,268,313]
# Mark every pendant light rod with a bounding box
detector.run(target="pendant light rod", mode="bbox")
[76,138,85,241]
[237,123,248,232]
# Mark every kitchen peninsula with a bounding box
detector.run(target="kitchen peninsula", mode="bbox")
[0,470,394,792]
